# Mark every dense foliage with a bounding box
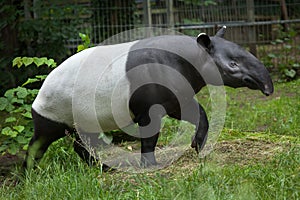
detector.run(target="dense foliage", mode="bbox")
[260,26,300,81]
[0,34,90,156]
[0,0,90,95]
[0,57,56,155]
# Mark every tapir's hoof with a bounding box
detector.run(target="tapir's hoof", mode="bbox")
[102,163,116,172]
[140,153,157,168]
[140,159,158,168]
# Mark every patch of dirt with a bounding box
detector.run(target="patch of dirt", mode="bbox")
[211,139,287,166]
[0,154,23,174]
[165,138,289,175]
[0,153,23,186]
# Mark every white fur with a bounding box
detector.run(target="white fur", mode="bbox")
[197,33,207,37]
[32,41,138,133]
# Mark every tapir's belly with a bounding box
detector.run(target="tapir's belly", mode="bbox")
[32,42,138,133]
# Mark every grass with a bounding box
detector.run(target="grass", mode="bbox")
[0,79,299,200]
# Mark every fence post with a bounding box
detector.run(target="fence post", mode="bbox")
[166,0,174,30]
[143,0,152,27]
[246,0,257,56]
[280,0,289,31]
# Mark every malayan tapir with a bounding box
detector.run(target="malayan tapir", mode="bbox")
[23,26,273,171]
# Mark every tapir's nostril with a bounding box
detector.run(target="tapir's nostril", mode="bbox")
[263,86,274,96]
[263,83,274,96]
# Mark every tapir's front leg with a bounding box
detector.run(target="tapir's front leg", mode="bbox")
[169,100,209,153]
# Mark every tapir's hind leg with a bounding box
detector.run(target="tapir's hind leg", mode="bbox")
[73,133,111,171]
[24,109,111,171]
[23,109,68,170]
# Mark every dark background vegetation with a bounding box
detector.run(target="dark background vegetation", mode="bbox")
[1,0,300,95]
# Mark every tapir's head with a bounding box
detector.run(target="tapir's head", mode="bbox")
[197,26,274,96]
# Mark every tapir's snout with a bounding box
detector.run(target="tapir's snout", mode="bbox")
[258,68,274,96]
[242,67,274,96]
[262,82,274,96]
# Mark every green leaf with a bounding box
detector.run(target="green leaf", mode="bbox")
[22,57,34,66]
[284,69,296,78]
[77,44,85,52]
[45,58,56,68]
[28,89,39,96]
[35,75,47,80]
[4,89,14,99]
[292,63,300,68]
[13,125,25,133]
[0,97,8,110]
[23,104,32,112]
[1,127,18,137]
[5,117,17,123]
[11,97,23,104]
[16,135,28,144]
[12,57,23,68]
[33,57,44,67]
[11,106,25,113]
[22,78,40,86]
[22,112,32,119]
[7,143,18,155]
[49,58,57,67]
[5,104,15,112]
[40,57,48,64]
[1,127,12,135]
[23,144,29,151]
[16,87,28,99]
[79,33,87,40]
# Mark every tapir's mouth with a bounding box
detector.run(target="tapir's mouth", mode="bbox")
[242,75,273,96]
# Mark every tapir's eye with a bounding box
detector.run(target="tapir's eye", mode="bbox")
[229,61,239,68]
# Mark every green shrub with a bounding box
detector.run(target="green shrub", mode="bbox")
[261,27,300,81]
[0,33,90,155]
[0,57,56,155]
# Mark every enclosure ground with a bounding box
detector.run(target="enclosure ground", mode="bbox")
[0,80,299,199]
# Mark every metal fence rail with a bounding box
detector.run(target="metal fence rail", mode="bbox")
[65,0,300,66]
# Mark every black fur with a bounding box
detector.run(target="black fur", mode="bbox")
[23,109,110,171]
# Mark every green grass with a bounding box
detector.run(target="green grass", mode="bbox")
[0,79,299,200]
[223,79,300,136]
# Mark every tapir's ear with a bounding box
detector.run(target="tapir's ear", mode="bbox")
[215,25,226,38]
[197,33,211,50]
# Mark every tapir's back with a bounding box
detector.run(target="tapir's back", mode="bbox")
[32,41,138,131]
[32,35,203,132]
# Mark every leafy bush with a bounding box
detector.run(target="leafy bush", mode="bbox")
[0,33,90,155]
[261,27,300,81]
[0,57,56,155]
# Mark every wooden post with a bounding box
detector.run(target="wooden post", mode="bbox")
[280,0,289,31]
[246,0,257,56]
[166,0,174,29]
[143,0,152,27]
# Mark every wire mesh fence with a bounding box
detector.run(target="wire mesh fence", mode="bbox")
[64,0,299,70]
